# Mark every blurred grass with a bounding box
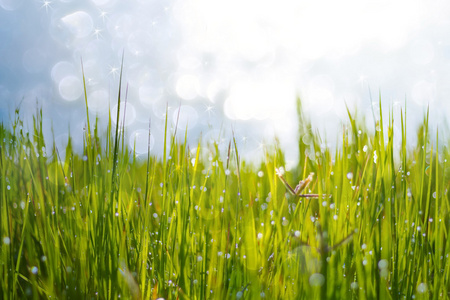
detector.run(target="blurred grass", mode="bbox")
[1,74,450,299]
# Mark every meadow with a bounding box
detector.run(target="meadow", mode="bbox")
[1,67,449,299]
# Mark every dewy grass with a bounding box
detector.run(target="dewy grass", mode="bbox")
[1,76,450,299]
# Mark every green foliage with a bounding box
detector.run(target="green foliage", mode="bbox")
[1,92,450,299]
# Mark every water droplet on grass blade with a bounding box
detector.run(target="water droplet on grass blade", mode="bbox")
[417,283,427,293]
[309,273,325,287]
[378,259,388,269]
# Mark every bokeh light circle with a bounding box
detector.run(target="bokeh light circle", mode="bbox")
[129,129,154,154]
[176,74,200,100]
[111,102,137,127]
[0,0,23,11]
[173,105,198,130]
[88,89,109,114]
[51,61,76,83]
[60,11,94,39]
[139,86,164,108]
[59,76,83,101]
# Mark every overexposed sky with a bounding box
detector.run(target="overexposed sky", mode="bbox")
[0,0,449,163]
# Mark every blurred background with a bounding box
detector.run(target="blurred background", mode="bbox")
[1,0,449,166]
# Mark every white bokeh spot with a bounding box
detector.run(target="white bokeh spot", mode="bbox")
[129,129,154,154]
[176,74,200,100]
[173,105,198,130]
[88,89,109,114]
[0,0,23,11]
[111,102,137,127]
[139,86,163,108]
[51,61,77,83]
[59,76,83,101]
[61,11,94,39]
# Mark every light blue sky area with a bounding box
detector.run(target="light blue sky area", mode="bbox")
[1,0,450,165]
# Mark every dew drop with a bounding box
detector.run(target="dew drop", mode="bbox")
[378,259,388,269]
[417,283,427,293]
[309,273,325,287]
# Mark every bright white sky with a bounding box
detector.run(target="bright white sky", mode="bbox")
[0,0,449,163]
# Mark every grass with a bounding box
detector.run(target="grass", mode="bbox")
[1,68,450,299]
